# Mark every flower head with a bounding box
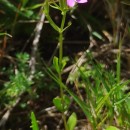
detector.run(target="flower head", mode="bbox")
[67,0,88,7]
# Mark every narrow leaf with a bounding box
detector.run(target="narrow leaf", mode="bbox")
[106,126,120,130]
[30,112,39,130]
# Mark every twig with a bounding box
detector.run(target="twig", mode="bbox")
[29,7,45,80]
[0,97,20,127]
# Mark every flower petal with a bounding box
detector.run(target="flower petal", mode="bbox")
[67,0,76,7]
[76,0,88,3]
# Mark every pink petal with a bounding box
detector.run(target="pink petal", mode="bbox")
[76,0,88,3]
[67,0,76,7]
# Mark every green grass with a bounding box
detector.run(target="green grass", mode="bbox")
[45,50,130,129]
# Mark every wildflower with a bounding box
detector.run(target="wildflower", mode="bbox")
[67,0,88,7]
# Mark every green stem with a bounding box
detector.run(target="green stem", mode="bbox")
[44,0,68,128]
[58,12,68,130]
[59,12,66,67]
[116,39,122,83]
[59,33,63,69]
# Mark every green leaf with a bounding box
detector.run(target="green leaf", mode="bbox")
[50,4,61,10]
[62,22,72,32]
[106,126,120,130]
[53,56,60,73]
[63,95,71,111]
[125,97,130,114]
[44,0,50,14]
[53,95,71,112]
[27,3,44,10]
[96,85,116,115]
[53,97,63,112]
[67,112,77,130]
[43,64,93,123]
[22,9,34,18]
[65,86,93,123]
[44,0,60,32]
[92,31,104,41]
[61,57,69,71]
[30,112,39,130]
[0,0,32,18]
[16,53,30,63]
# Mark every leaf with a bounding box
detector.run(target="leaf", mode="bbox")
[53,95,71,112]
[30,112,39,130]
[61,57,69,71]
[67,112,77,130]
[53,97,63,112]
[43,64,93,123]
[22,9,34,18]
[96,85,116,115]
[106,126,120,130]
[27,3,44,10]
[125,97,130,114]
[92,31,104,41]
[63,95,71,110]
[44,0,50,14]
[0,0,31,18]
[44,0,60,32]
[53,56,60,73]
[61,83,93,123]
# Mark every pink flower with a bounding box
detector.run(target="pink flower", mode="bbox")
[67,0,88,7]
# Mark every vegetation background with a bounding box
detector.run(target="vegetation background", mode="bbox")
[0,0,130,130]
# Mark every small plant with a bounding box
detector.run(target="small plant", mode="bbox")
[0,53,32,107]
[45,51,130,129]
[25,0,130,130]
[42,0,130,129]
[68,52,130,129]
[1,0,130,129]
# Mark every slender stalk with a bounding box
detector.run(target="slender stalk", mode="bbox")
[116,37,122,83]
[59,12,66,67]
[59,33,63,68]
[44,0,68,128]
[58,12,68,130]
